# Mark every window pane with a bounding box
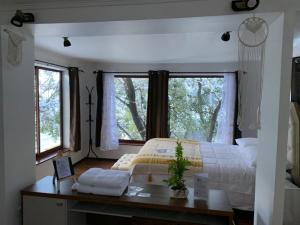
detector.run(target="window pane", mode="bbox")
[169,77,224,142]
[115,77,148,141]
[38,69,61,152]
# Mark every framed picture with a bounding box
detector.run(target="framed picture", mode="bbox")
[52,156,74,180]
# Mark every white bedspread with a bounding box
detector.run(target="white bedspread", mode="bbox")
[200,142,255,210]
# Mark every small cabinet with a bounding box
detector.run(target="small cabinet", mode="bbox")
[23,195,67,225]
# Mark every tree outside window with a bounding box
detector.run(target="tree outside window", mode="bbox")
[35,67,63,159]
[168,77,224,142]
[115,76,148,141]
[114,74,224,143]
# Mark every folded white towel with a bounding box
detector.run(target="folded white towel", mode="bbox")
[78,168,130,189]
[72,182,127,196]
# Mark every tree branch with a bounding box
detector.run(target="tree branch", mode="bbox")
[116,96,129,107]
[117,123,133,139]
[207,100,222,142]
[123,78,146,139]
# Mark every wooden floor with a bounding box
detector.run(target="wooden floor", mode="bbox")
[74,158,117,177]
[74,158,254,225]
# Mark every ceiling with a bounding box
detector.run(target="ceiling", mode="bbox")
[34,13,280,64]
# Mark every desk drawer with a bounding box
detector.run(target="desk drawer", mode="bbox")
[23,195,67,225]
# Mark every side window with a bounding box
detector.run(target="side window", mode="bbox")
[35,66,63,159]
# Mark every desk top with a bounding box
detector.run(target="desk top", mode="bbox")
[21,176,233,217]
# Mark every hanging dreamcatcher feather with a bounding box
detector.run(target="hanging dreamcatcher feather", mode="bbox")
[237,16,269,131]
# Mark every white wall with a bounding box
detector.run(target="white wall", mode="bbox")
[1,26,36,225]
[99,62,238,73]
[0,27,5,225]
[255,12,295,225]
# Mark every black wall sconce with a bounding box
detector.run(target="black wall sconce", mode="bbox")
[11,10,35,27]
[63,37,71,47]
[232,0,259,11]
[221,32,231,42]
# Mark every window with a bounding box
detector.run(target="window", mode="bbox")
[35,66,63,159]
[168,75,224,142]
[114,75,149,143]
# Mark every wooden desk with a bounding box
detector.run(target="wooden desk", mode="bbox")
[21,176,233,225]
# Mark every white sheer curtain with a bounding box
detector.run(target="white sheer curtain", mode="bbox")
[100,74,119,151]
[215,73,236,144]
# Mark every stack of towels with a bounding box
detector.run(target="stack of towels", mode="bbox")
[72,168,130,196]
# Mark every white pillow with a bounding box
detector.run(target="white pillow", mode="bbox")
[236,138,258,147]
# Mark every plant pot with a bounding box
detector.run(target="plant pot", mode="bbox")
[170,188,189,199]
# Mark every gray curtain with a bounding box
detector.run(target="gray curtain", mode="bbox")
[69,67,81,151]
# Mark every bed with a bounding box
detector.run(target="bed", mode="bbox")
[129,138,256,211]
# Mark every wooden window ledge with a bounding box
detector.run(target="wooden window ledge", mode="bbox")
[36,148,70,165]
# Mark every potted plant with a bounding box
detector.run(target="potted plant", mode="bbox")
[164,141,191,199]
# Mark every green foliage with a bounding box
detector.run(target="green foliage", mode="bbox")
[115,78,148,140]
[164,141,191,190]
[36,69,61,141]
[169,77,223,142]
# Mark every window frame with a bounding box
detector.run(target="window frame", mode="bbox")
[35,66,64,161]
[114,74,148,145]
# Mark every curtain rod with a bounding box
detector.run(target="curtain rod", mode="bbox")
[35,60,85,73]
[93,71,236,74]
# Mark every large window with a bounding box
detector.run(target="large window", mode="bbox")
[113,73,233,144]
[114,75,149,143]
[168,75,224,142]
[35,67,63,159]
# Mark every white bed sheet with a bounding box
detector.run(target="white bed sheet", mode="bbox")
[200,142,256,210]
[130,141,256,210]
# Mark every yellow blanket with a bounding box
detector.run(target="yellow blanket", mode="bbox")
[131,138,202,167]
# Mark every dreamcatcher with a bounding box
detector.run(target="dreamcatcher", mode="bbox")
[237,16,269,131]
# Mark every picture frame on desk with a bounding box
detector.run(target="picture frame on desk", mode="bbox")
[52,153,76,193]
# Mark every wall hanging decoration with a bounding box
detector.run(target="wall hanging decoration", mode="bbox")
[4,29,25,66]
[237,16,269,131]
